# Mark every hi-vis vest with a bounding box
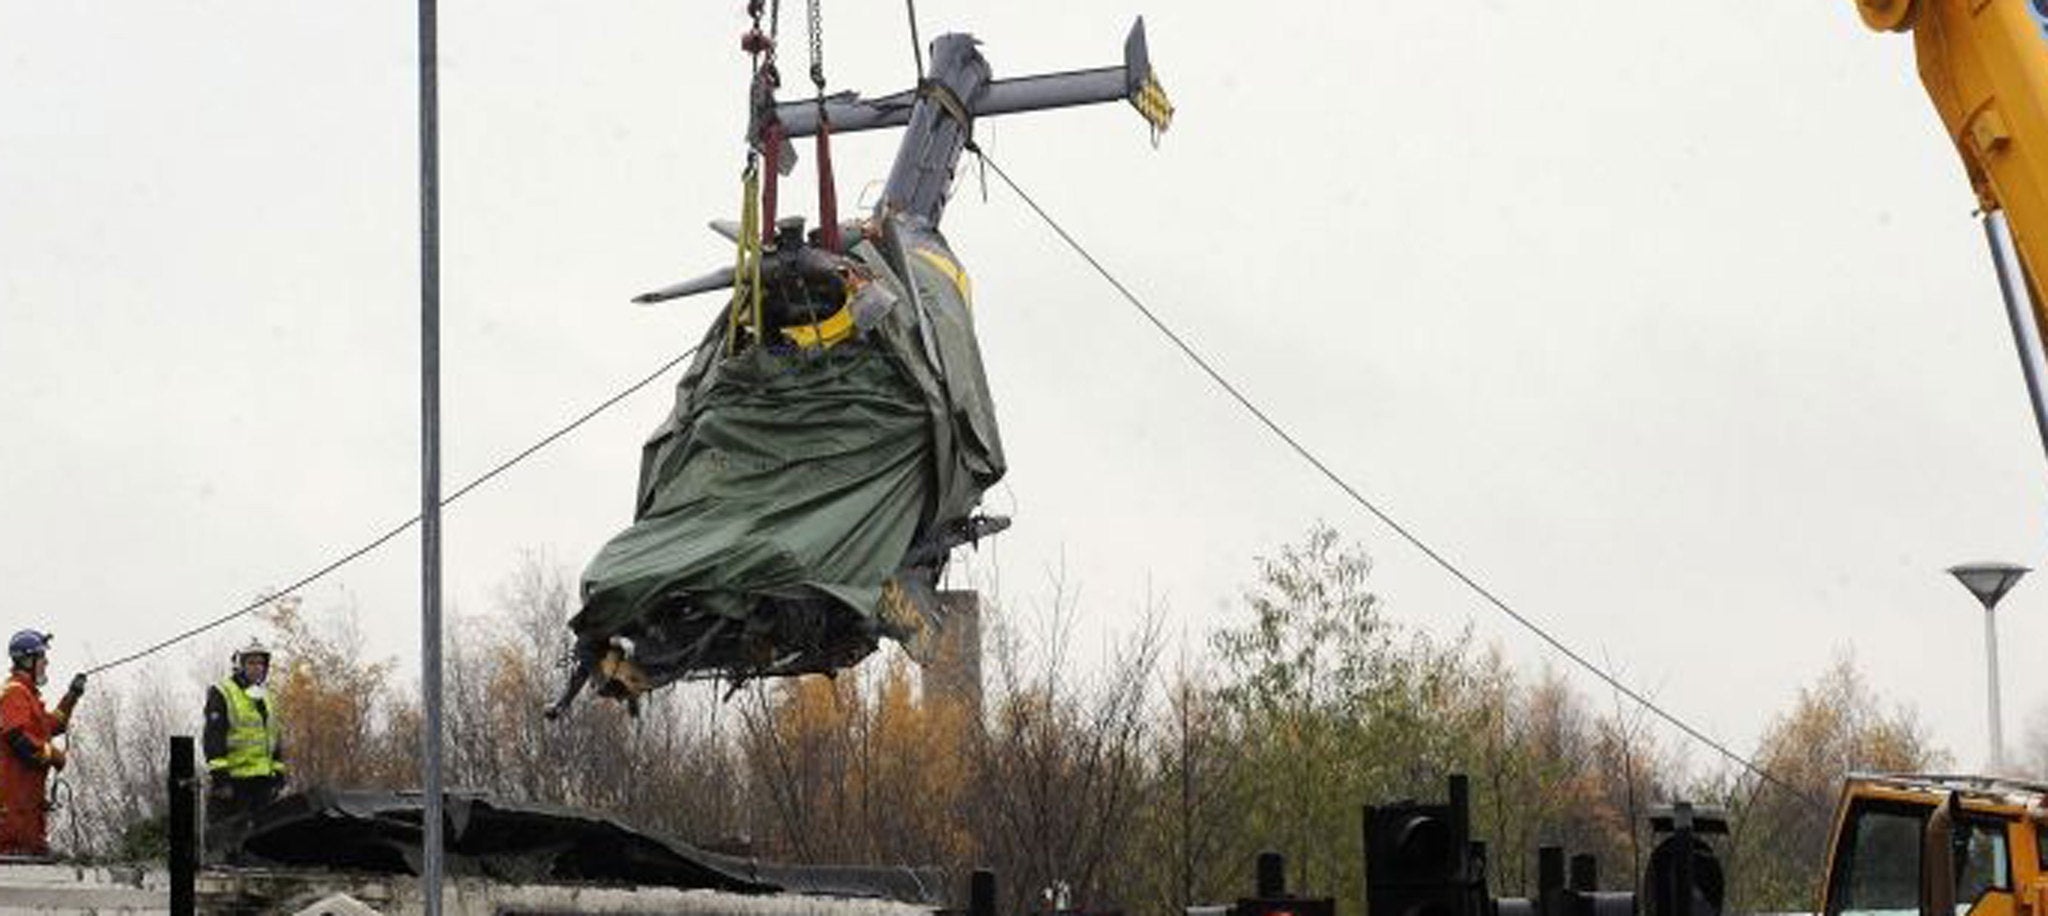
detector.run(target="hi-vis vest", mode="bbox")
[208,679,281,778]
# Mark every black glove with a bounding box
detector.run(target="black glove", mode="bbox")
[65,674,85,698]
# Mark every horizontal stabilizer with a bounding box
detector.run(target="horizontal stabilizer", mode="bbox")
[770,17,1170,139]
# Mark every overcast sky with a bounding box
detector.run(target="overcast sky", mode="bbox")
[6,1,2044,776]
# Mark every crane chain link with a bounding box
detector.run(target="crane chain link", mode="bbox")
[807,0,825,92]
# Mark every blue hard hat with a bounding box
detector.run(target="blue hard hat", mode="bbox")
[7,631,50,659]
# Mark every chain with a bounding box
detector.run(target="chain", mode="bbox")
[742,0,784,160]
[807,0,825,91]
[742,0,780,79]
[743,0,767,67]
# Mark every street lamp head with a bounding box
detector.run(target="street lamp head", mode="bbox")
[1947,562,2031,611]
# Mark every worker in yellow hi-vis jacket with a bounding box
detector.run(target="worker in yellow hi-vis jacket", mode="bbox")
[203,639,286,824]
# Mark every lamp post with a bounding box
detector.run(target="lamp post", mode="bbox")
[1947,562,2029,772]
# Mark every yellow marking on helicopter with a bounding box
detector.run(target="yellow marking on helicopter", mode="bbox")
[913,248,973,308]
[780,303,857,349]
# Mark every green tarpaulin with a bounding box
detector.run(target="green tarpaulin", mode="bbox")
[572,222,1004,685]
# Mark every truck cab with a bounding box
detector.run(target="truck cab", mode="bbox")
[1822,775,2048,916]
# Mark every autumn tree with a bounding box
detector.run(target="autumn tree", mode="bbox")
[438,553,749,847]
[864,654,975,865]
[738,669,869,861]
[1120,661,1255,914]
[447,555,636,807]
[46,528,1826,916]
[1722,654,1947,912]
[1450,657,1678,897]
[1207,522,1483,910]
[263,596,408,790]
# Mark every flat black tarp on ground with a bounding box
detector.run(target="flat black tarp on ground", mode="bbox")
[232,788,940,903]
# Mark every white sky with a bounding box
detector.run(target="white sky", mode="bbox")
[5,1,2045,776]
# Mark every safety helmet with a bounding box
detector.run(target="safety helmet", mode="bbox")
[7,631,50,668]
[231,638,272,668]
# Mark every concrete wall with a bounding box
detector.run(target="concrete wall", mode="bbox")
[0,864,935,915]
[928,590,983,719]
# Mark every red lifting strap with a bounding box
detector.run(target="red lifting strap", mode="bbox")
[760,122,783,245]
[814,114,841,253]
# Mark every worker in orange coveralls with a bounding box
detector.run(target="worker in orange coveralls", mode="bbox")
[0,631,83,857]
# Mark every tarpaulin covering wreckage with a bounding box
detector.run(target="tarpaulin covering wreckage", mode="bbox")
[560,19,1167,702]
[569,219,1006,693]
[228,788,941,904]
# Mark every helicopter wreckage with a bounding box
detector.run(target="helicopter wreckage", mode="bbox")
[551,15,1172,713]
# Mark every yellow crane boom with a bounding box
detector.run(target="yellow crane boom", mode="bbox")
[1859,0,2048,467]
[1861,2,2048,279]
[1810,11,2048,916]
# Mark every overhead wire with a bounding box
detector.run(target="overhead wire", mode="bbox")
[81,343,703,677]
[903,0,924,81]
[82,0,873,682]
[966,144,1828,813]
[69,65,1813,809]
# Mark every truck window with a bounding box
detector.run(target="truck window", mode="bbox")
[1833,806,1923,916]
[1955,819,2010,914]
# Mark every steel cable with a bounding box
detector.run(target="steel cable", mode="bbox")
[968,144,1826,812]
[81,344,702,677]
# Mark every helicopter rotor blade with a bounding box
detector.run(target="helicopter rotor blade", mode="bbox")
[633,267,734,305]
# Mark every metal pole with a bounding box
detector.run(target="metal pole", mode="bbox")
[1673,807,1696,916]
[1947,563,2027,771]
[1986,608,2005,771]
[168,736,195,916]
[969,869,996,916]
[1538,846,1565,916]
[1981,212,2048,463]
[417,0,445,912]
[1977,214,2040,775]
[1256,851,1286,898]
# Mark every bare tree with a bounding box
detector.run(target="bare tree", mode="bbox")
[966,582,1164,914]
[60,662,181,859]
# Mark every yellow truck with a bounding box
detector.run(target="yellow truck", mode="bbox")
[1819,774,2040,916]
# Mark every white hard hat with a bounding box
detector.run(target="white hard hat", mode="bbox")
[231,638,273,666]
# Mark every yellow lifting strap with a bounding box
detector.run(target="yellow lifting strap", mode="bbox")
[728,161,767,354]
